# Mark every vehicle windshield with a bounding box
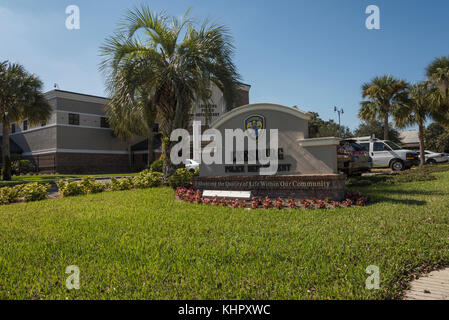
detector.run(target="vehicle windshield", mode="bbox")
[384,141,402,151]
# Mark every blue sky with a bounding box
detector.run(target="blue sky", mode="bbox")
[1,0,448,130]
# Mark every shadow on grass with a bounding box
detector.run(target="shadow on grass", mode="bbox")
[369,196,427,206]
[359,187,442,206]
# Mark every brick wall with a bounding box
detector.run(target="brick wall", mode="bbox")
[55,153,131,174]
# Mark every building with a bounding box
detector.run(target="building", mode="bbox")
[7,84,250,174]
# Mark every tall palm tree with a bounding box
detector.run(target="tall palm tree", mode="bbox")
[100,6,240,176]
[426,56,449,126]
[104,63,158,168]
[0,61,52,180]
[394,82,436,166]
[359,75,409,140]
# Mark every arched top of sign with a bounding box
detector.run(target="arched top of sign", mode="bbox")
[210,103,311,129]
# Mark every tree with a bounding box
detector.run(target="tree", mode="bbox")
[0,61,52,180]
[426,56,449,126]
[103,64,158,168]
[308,112,352,139]
[394,82,435,166]
[353,119,401,143]
[358,75,409,140]
[424,123,449,153]
[100,6,240,176]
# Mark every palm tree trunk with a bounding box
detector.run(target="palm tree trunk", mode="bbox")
[2,121,12,181]
[418,122,425,167]
[383,115,389,141]
[147,130,154,168]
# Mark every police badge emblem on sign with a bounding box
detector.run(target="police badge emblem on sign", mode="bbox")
[244,115,266,141]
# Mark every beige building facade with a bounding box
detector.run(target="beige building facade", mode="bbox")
[7,85,250,174]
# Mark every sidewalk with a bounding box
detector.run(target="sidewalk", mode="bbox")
[405,269,449,300]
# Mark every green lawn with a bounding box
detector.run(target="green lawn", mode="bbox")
[0,173,138,187]
[1,169,449,299]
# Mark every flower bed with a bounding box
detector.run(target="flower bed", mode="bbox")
[176,188,370,210]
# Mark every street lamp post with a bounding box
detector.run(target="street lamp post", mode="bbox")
[334,106,344,138]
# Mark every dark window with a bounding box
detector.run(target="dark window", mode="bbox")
[23,120,28,131]
[11,124,15,134]
[69,113,80,125]
[101,117,110,128]
[373,142,386,152]
[359,143,369,151]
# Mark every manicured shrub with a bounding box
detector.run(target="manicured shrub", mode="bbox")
[56,180,85,197]
[19,183,50,202]
[80,178,106,194]
[132,170,163,189]
[110,177,134,191]
[0,186,20,205]
[150,158,163,173]
[193,167,200,177]
[168,168,194,188]
[12,160,35,175]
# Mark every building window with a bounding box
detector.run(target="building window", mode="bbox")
[11,124,15,134]
[23,120,28,131]
[101,117,110,128]
[69,113,80,126]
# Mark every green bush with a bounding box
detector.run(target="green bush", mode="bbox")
[132,170,163,189]
[150,158,163,173]
[19,183,50,202]
[12,160,35,175]
[56,180,85,197]
[168,168,194,189]
[110,177,134,191]
[193,167,200,177]
[0,186,20,205]
[80,177,107,194]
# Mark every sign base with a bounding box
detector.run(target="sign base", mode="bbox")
[193,174,346,200]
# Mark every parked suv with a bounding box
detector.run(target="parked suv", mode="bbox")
[355,137,419,171]
[337,139,372,176]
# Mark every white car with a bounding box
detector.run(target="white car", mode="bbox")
[422,151,449,164]
[185,159,200,173]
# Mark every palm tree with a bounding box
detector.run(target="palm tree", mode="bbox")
[426,56,449,126]
[394,82,436,166]
[359,75,409,140]
[104,64,158,168]
[426,56,449,99]
[100,6,240,176]
[0,61,52,180]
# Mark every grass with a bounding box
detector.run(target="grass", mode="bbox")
[0,173,138,187]
[1,167,449,299]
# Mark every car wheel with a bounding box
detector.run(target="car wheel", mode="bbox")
[390,159,405,171]
[427,159,437,165]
